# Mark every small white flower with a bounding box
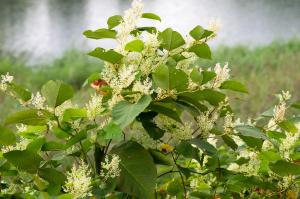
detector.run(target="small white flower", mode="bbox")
[100,154,121,180]
[212,63,230,88]
[224,113,234,134]
[208,18,221,33]
[63,160,92,199]
[1,72,14,84]
[0,72,14,91]
[86,94,105,120]
[132,78,153,95]
[273,102,286,122]
[16,124,27,133]
[30,92,46,110]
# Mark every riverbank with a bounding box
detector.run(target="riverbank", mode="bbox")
[1,39,300,121]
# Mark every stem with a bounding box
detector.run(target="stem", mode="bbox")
[171,152,187,199]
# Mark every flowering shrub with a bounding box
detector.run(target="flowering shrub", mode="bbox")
[1,1,300,198]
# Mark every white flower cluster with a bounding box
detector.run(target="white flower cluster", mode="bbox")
[154,114,194,145]
[211,63,230,88]
[132,77,153,95]
[279,128,300,159]
[30,92,46,110]
[155,88,177,100]
[116,0,144,51]
[0,72,14,91]
[86,94,105,120]
[63,160,92,199]
[2,138,29,153]
[224,113,234,134]
[197,109,219,137]
[100,154,121,180]
[208,18,221,33]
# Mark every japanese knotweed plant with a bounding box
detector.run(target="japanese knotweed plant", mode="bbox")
[1,1,300,199]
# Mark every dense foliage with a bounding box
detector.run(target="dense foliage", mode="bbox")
[0,1,300,198]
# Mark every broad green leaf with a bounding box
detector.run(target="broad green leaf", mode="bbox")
[189,139,217,155]
[220,80,248,93]
[158,28,185,51]
[269,160,300,176]
[41,80,74,107]
[112,141,156,199]
[3,150,42,173]
[222,135,238,150]
[66,130,87,148]
[152,64,188,92]
[83,28,117,39]
[190,68,203,85]
[88,48,124,64]
[9,83,31,102]
[189,43,211,59]
[148,102,182,123]
[112,95,151,129]
[291,103,300,110]
[180,89,226,106]
[102,121,123,141]
[38,168,66,185]
[176,141,200,162]
[149,149,173,166]
[137,112,164,140]
[63,108,87,122]
[201,71,216,85]
[189,25,205,40]
[42,141,66,151]
[278,120,298,133]
[107,15,123,29]
[5,109,52,126]
[235,125,267,140]
[26,137,45,152]
[125,39,144,52]
[142,13,161,21]
[0,126,16,145]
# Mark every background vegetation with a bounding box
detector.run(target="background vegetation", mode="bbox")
[1,39,300,121]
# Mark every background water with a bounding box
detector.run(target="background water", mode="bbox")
[0,0,300,63]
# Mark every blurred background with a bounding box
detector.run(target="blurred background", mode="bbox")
[0,0,300,121]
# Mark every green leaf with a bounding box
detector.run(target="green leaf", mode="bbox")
[158,28,185,51]
[26,137,45,152]
[137,112,164,140]
[148,103,182,123]
[235,125,267,140]
[107,15,123,29]
[180,89,226,106]
[3,150,42,173]
[222,135,238,150]
[189,139,217,155]
[9,83,31,102]
[5,109,52,126]
[142,13,161,21]
[176,141,200,162]
[189,25,205,40]
[0,126,16,146]
[63,108,87,122]
[190,68,203,85]
[112,95,152,129]
[152,64,188,92]
[201,71,216,85]
[278,120,298,133]
[83,28,117,39]
[125,39,144,52]
[41,80,74,108]
[88,48,124,64]
[66,131,87,148]
[112,141,156,199]
[269,160,300,176]
[220,80,248,93]
[102,121,123,141]
[42,141,66,151]
[149,149,173,166]
[189,43,211,59]
[38,168,66,185]
[291,103,300,110]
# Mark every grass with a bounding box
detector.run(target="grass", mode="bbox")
[1,39,300,121]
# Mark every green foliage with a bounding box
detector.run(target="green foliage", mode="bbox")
[0,2,299,199]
